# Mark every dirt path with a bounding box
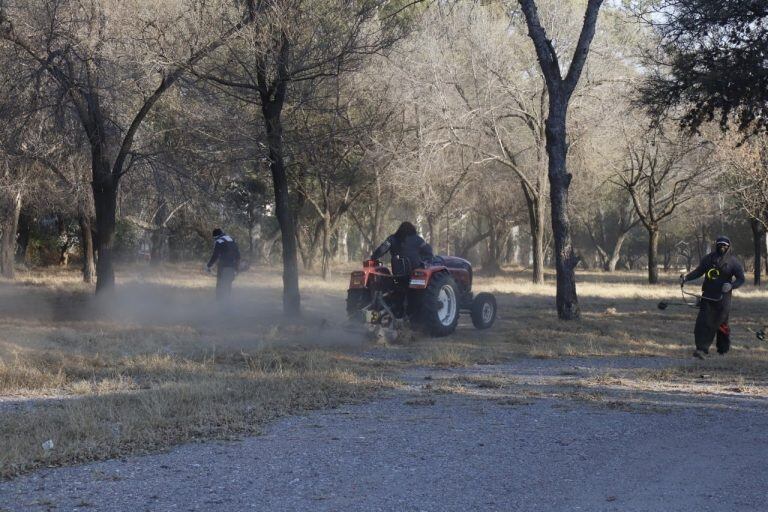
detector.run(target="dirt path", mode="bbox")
[2,356,768,512]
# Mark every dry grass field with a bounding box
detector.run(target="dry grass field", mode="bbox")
[1,264,767,478]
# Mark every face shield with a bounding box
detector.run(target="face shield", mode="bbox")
[716,243,730,256]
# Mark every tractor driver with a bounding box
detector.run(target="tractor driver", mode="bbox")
[371,221,434,276]
[681,235,745,359]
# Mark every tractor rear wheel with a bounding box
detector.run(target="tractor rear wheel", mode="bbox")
[419,272,460,337]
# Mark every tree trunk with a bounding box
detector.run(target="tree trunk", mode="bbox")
[320,214,332,280]
[150,201,168,266]
[764,230,768,280]
[0,191,22,279]
[546,104,580,319]
[337,220,348,263]
[531,215,545,283]
[92,153,118,294]
[426,214,437,252]
[483,222,503,277]
[519,0,603,318]
[303,221,323,271]
[606,231,628,272]
[248,218,261,258]
[15,211,31,265]
[359,229,369,261]
[263,102,301,315]
[751,217,763,286]
[149,229,164,266]
[264,229,281,265]
[78,213,96,283]
[457,230,491,260]
[594,245,608,272]
[662,236,672,272]
[648,226,660,284]
[57,215,70,267]
[522,184,545,284]
[763,229,768,280]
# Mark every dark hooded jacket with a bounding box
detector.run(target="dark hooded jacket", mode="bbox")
[684,238,745,300]
[371,233,433,275]
[207,233,241,270]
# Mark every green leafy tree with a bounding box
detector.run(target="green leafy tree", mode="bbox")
[637,0,768,133]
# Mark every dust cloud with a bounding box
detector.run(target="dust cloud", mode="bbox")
[0,268,368,354]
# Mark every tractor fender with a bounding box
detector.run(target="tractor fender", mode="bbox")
[348,263,390,289]
[408,267,449,289]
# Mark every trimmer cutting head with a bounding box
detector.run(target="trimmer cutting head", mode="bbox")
[657,300,692,310]
[747,327,767,341]
[658,283,716,312]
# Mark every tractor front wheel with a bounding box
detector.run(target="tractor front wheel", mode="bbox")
[470,292,497,329]
[419,272,460,337]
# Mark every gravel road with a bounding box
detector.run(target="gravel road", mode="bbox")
[2,357,768,512]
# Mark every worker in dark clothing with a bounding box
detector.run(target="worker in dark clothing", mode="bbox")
[371,221,434,276]
[206,228,241,300]
[681,236,745,359]
[371,222,433,318]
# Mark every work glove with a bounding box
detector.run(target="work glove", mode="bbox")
[721,282,732,293]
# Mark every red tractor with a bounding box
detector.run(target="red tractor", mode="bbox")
[346,256,497,339]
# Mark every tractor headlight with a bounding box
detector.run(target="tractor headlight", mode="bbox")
[410,278,426,287]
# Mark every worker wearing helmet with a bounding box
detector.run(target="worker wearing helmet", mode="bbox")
[681,236,745,359]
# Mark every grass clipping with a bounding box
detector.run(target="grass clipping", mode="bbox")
[0,349,383,479]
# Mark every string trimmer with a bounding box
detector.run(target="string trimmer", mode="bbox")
[657,282,722,310]
[658,283,765,341]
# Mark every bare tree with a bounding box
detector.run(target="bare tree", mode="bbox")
[383,6,527,276]
[720,134,768,284]
[615,125,713,284]
[291,74,390,279]
[517,0,603,319]
[576,191,640,272]
[197,0,417,313]
[0,0,255,292]
[435,6,551,282]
